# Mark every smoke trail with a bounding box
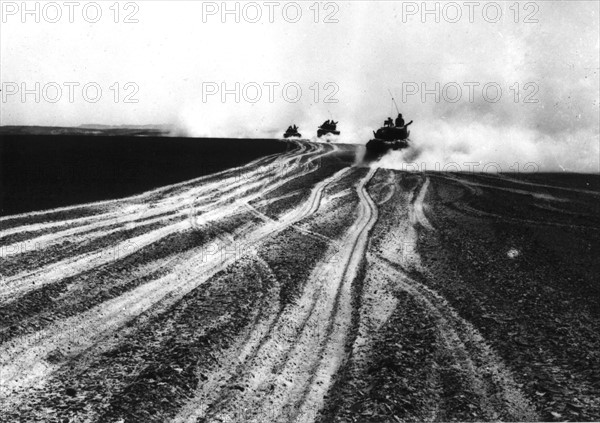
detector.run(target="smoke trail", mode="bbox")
[372,119,599,173]
[168,1,599,173]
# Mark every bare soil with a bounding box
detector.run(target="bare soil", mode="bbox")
[1,142,598,422]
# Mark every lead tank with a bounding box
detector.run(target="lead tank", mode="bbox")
[366,114,413,158]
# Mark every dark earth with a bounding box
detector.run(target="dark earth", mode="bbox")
[0,139,599,422]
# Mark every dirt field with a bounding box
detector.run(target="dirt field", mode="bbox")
[1,141,599,422]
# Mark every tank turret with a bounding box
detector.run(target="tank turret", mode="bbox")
[283,124,302,138]
[317,119,341,138]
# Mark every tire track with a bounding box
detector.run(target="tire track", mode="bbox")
[197,168,377,423]
[171,166,353,423]
[411,176,434,231]
[0,150,351,411]
[384,258,539,422]
[390,173,537,421]
[291,167,379,423]
[0,142,305,241]
[0,144,298,233]
[0,145,328,304]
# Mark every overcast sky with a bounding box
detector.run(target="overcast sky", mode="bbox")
[1,1,599,171]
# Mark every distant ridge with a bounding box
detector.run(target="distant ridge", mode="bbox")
[0,125,173,137]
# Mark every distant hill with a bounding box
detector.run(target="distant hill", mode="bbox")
[0,125,173,137]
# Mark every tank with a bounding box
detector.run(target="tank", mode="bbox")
[317,120,340,138]
[365,118,413,159]
[365,94,414,158]
[283,125,302,138]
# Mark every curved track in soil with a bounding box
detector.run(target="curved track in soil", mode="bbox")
[1,141,599,422]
